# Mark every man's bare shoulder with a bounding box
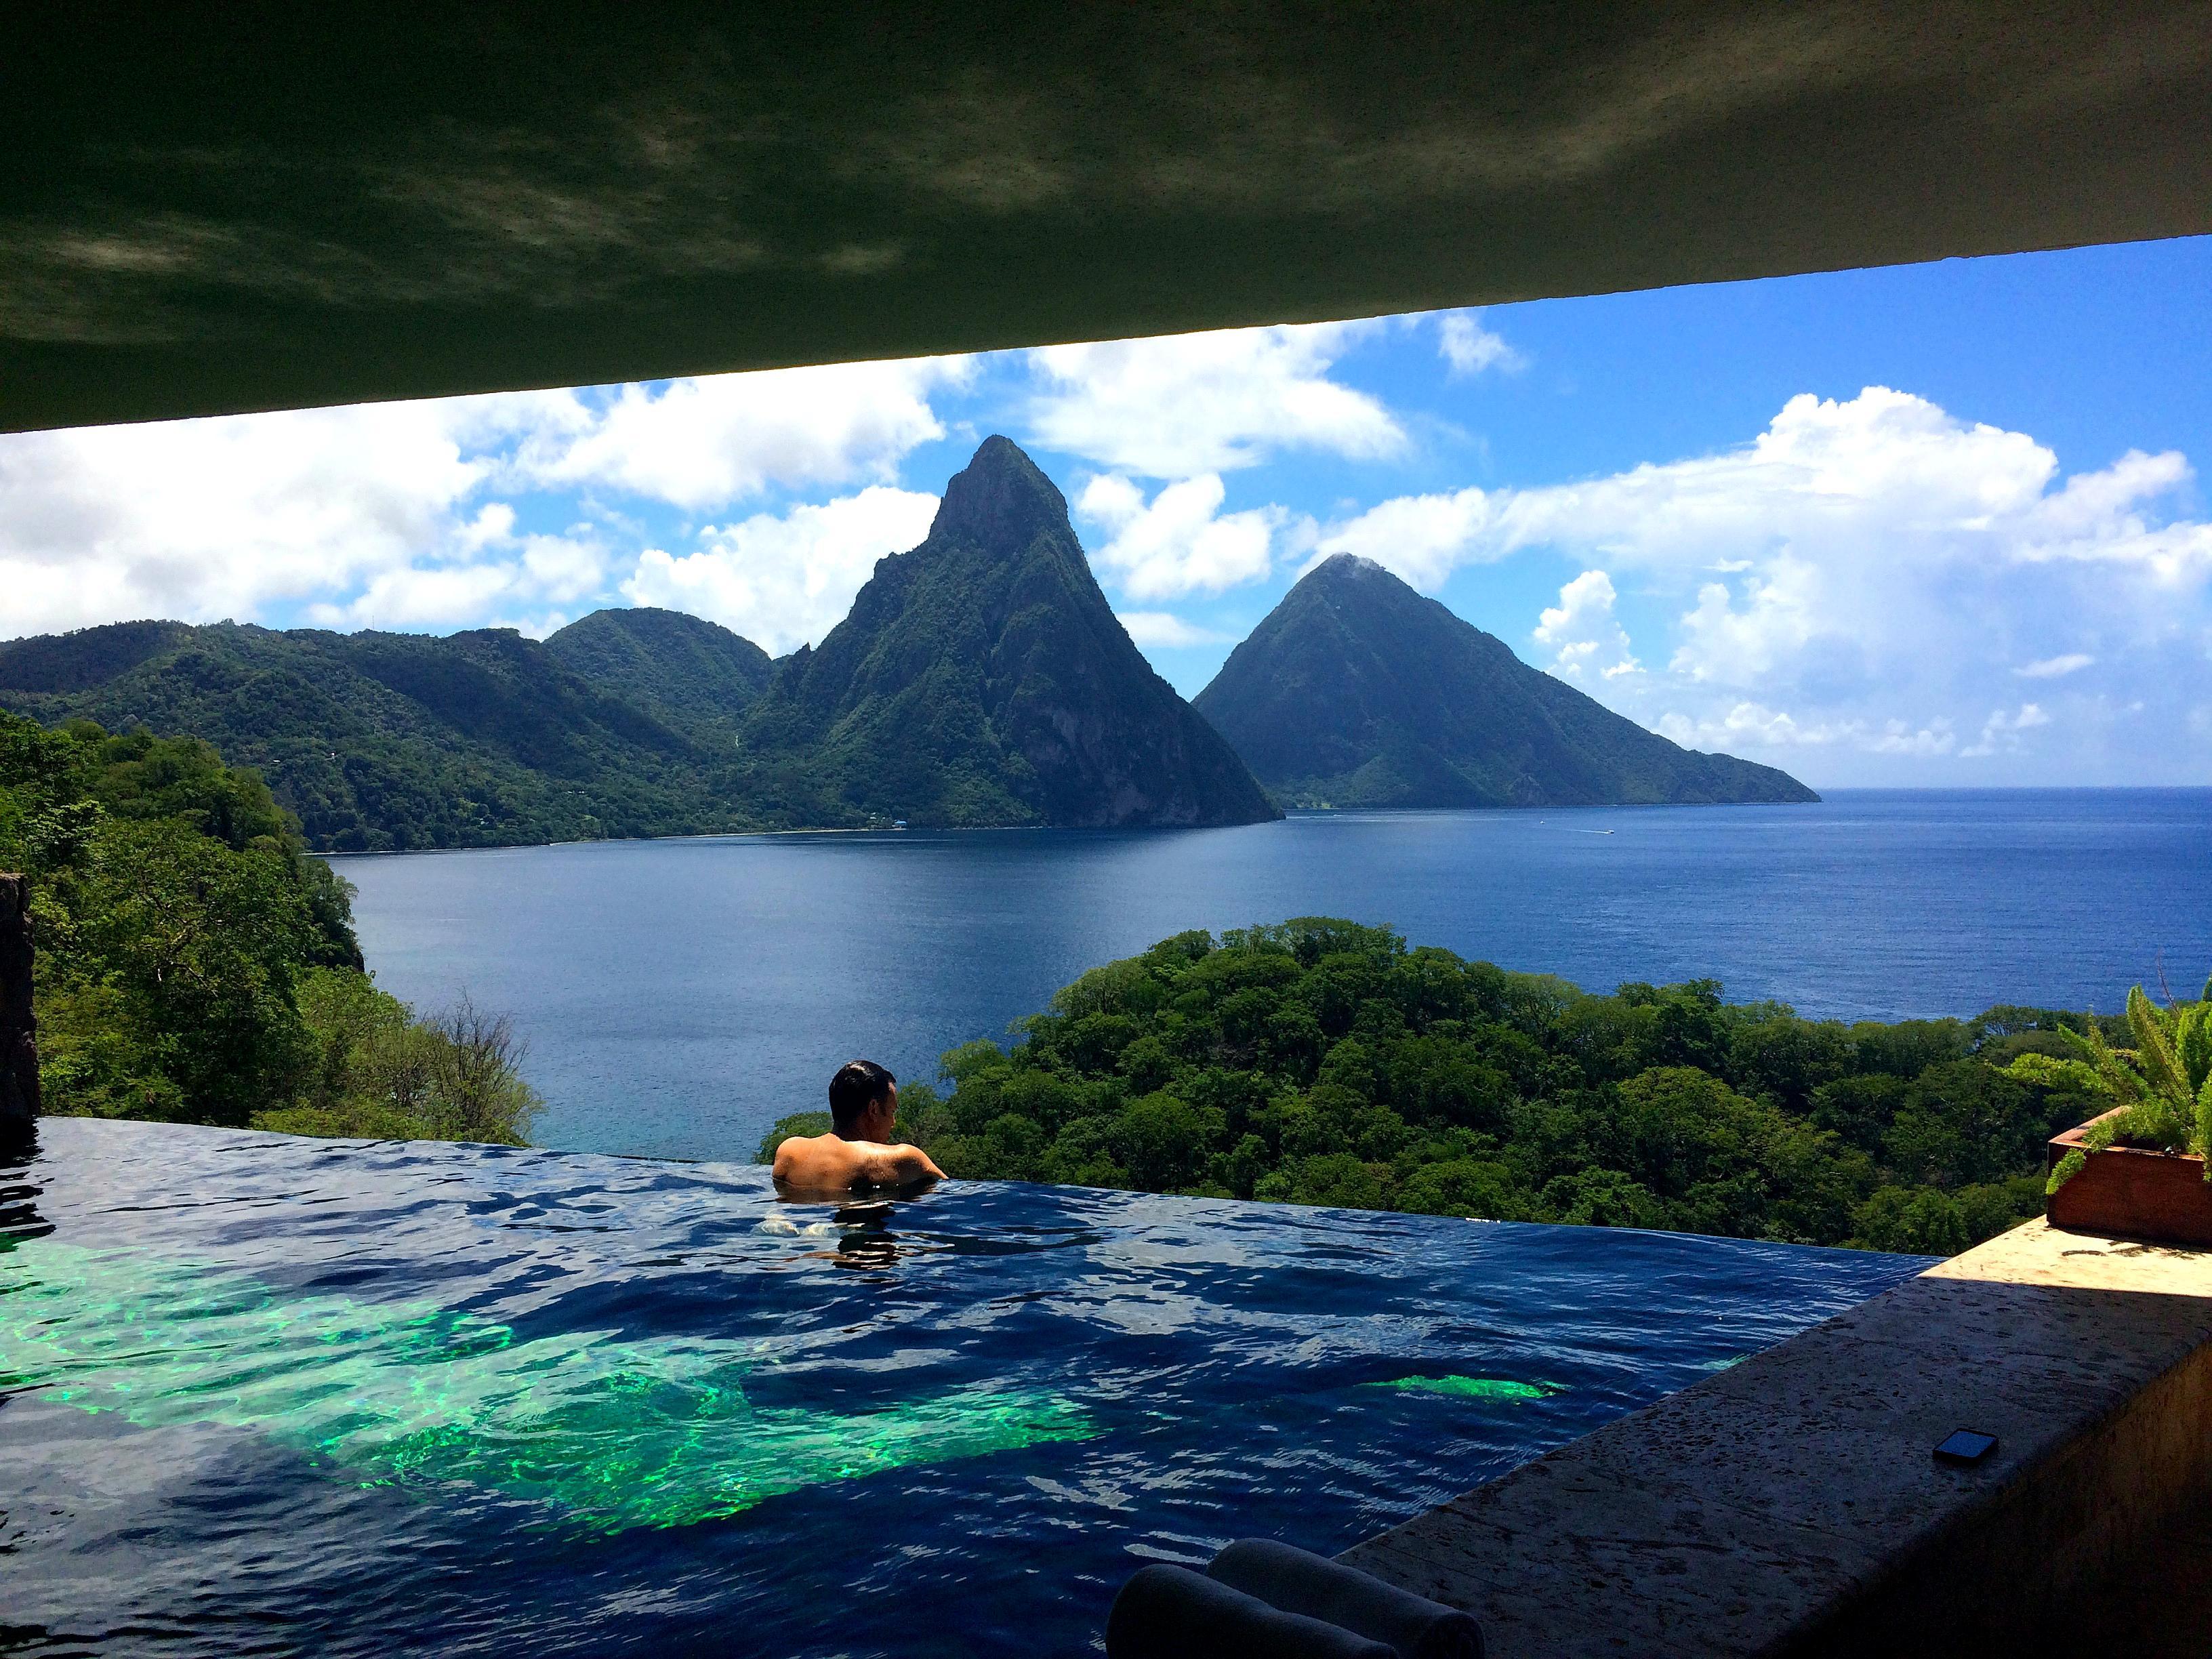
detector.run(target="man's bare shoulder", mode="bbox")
[771,1131,861,1185]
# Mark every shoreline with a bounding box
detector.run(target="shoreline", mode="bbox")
[312,785,2210,859]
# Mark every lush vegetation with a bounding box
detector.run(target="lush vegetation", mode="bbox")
[1,711,537,1143]
[0,622,751,851]
[2010,981,2212,1189]
[762,918,2116,1255]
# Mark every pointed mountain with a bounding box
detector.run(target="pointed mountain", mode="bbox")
[737,436,1279,827]
[545,606,773,743]
[1195,554,1817,808]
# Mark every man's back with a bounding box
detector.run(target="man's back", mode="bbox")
[773,1061,945,1195]
[773,1130,940,1193]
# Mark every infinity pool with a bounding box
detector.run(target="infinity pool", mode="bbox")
[1,1122,1923,1656]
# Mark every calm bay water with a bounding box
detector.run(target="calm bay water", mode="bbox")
[339,790,2212,1163]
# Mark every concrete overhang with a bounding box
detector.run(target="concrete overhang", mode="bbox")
[7,2,2210,434]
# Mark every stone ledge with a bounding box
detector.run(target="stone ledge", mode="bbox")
[1340,1219,2212,1658]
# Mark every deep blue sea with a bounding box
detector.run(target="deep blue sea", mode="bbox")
[0,1120,1923,1658]
[338,791,2212,1164]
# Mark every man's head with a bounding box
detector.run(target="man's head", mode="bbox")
[827,1059,898,1140]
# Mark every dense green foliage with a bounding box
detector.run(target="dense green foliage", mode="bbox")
[0,621,744,851]
[542,606,773,745]
[765,919,2110,1256]
[2007,980,2212,1190]
[1194,553,1817,808]
[258,973,541,1145]
[1,711,536,1143]
[733,436,1277,828]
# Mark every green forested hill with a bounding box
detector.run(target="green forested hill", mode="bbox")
[0,623,746,850]
[1195,554,1818,808]
[734,436,1279,828]
[544,606,773,745]
[766,918,2096,1256]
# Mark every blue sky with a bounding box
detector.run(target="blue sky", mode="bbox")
[3,236,2208,787]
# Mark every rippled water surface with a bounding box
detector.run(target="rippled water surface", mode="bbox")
[2,1120,1921,1657]
[337,790,2212,1160]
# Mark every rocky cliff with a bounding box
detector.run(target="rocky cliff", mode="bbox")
[737,436,1279,827]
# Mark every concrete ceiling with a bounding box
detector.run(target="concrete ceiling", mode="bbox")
[7,2,2209,433]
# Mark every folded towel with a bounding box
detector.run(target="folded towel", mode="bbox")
[1107,1563,1396,1659]
[1208,1538,1483,1659]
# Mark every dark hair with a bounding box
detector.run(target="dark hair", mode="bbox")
[828,1059,896,1132]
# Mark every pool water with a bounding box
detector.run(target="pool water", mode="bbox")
[0,1121,1924,1657]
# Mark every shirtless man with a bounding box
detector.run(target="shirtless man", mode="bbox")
[771,1059,945,1193]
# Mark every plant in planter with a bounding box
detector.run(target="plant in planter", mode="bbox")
[2004,979,2211,1196]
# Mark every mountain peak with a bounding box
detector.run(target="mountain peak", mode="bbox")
[930,435,1070,549]
[1311,552,1389,580]
[1196,565,1818,810]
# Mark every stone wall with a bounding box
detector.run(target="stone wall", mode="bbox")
[1343,1218,2212,1658]
[0,873,37,1140]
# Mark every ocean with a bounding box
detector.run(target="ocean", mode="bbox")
[337,790,2212,1164]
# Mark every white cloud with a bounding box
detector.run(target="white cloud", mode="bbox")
[317,562,527,632]
[0,401,487,638]
[510,357,972,510]
[1437,311,1524,377]
[1868,718,1959,757]
[1656,702,1843,750]
[1027,323,1404,478]
[1669,557,1821,687]
[1318,389,2203,579]
[1309,488,1496,591]
[0,350,982,643]
[1534,570,1639,680]
[1075,472,1306,600]
[621,486,940,655]
[1961,702,2052,758]
[1322,386,2212,779]
[1115,611,1235,649]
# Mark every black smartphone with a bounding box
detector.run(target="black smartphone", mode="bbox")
[1933,1429,1998,1465]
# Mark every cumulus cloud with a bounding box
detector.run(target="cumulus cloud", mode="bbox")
[1316,388,2212,581]
[1669,557,1822,687]
[1436,310,1525,377]
[1308,488,1494,591]
[0,348,986,644]
[510,357,972,510]
[1961,702,2052,758]
[1075,472,1309,600]
[622,487,939,655]
[1868,719,1959,757]
[0,401,491,638]
[1656,702,1843,750]
[1534,570,1639,680]
[1320,387,2212,776]
[1115,611,1235,649]
[1027,323,1404,478]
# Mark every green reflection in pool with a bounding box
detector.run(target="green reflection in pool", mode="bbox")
[0,1239,1094,1532]
[1366,1374,1555,1401]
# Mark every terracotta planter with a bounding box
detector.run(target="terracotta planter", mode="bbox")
[2046,1107,2212,1247]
